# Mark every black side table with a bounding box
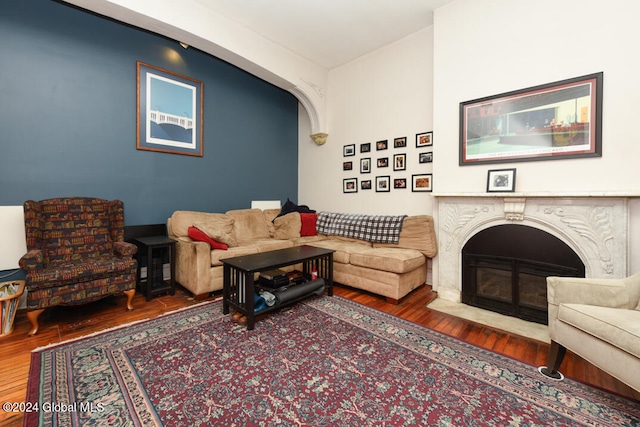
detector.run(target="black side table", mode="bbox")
[134,236,177,301]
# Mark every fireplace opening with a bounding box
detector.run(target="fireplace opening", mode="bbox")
[462,225,585,324]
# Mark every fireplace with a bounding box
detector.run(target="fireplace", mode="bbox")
[434,195,631,311]
[461,224,585,324]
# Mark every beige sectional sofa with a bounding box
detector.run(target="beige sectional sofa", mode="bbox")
[167,208,437,303]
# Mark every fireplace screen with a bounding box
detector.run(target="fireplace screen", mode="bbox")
[464,255,579,324]
[461,224,585,325]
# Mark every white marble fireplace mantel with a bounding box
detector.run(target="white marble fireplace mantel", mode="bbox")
[432,192,640,303]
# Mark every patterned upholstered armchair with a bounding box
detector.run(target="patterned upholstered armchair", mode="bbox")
[19,197,138,335]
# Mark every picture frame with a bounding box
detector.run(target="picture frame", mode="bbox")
[361,180,372,190]
[419,152,433,163]
[487,168,516,192]
[343,161,353,171]
[377,157,389,168]
[394,137,407,148]
[360,143,371,153]
[375,176,390,192]
[360,158,371,173]
[393,153,406,171]
[412,174,433,192]
[343,178,358,193]
[393,178,407,189]
[459,72,603,165]
[137,62,204,156]
[416,131,433,147]
[343,144,355,157]
[376,140,388,151]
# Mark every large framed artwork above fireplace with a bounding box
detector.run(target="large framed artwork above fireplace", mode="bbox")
[433,194,637,312]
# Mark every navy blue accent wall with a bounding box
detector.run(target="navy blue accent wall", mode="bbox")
[0,0,298,225]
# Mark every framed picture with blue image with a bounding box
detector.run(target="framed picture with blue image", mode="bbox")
[486,168,516,192]
[137,62,204,156]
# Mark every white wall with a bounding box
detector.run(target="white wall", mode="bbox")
[299,27,435,215]
[433,0,640,273]
[0,207,26,271]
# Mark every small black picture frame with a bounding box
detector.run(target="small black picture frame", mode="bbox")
[376,176,390,192]
[393,153,406,171]
[360,158,371,173]
[343,144,355,157]
[343,177,358,193]
[394,178,407,189]
[412,174,433,192]
[416,131,433,148]
[487,168,516,192]
[394,137,407,148]
[419,152,433,163]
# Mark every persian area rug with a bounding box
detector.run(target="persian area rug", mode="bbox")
[27,297,639,426]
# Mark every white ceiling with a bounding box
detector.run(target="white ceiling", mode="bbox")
[200,0,454,69]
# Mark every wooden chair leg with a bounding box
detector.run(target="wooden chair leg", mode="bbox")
[27,309,44,336]
[539,340,566,380]
[124,289,135,311]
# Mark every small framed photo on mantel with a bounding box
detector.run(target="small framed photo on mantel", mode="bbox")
[487,168,516,192]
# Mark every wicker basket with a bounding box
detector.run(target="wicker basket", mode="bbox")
[0,280,25,337]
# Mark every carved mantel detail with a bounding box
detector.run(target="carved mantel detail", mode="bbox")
[543,206,615,275]
[504,197,526,221]
[443,205,489,250]
[434,195,630,303]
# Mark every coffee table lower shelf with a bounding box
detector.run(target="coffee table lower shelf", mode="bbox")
[221,245,334,330]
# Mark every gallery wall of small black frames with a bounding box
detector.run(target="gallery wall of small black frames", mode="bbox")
[342,132,433,193]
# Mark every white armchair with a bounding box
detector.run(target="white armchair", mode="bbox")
[539,272,640,392]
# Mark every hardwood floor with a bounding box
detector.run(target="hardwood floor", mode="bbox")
[1,284,638,426]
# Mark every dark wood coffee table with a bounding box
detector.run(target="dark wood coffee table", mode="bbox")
[221,245,334,330]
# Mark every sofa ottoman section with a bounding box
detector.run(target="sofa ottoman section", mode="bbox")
[334,263,427,304]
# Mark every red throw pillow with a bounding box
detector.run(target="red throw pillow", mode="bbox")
[300,213,318,236]
[188,226,228,250]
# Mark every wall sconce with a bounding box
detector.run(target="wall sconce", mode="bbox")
[310,133,328,146]
[179,42,189,49]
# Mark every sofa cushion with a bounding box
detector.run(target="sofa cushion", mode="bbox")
[262,209,281,237]
[309,240,371,264]
[373,215,437,258]
[26,256,137,289]
[326,235,374,246]
[226,209,271,245]
[291,235,327,246]
[558,303,640,358]
[187,226,228,250]
[251,239,294,252]
[211,246,259,266]
[193,217,238,247]
[169,211,234,238]
[300,213,318,236]
[209,241,294,267]
[350,248,425,274]
[273,212,301,239]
